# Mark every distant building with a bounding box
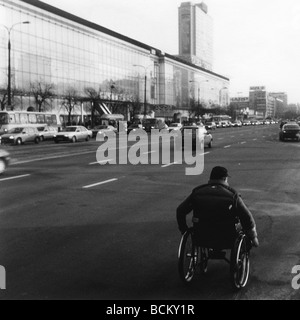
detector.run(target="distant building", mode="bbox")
[178,2,213,71]
[249,87,288,119]
[268,92,288,118]
[230,97,250,119]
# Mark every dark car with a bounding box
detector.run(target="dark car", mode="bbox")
[279,123,300,142]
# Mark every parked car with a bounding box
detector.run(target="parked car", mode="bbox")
[142,118,167,132]
[179,125,213,150]
[1,127,40,145]
[127,123,144,134]
[215,121,222,128]
[279,123,300,142]
[205,121,217,130]
[92,125,117,138]
[232,120,242,127]
[0,149,10,175]
[220,121,230,128]
[168,123,183,132]
[54,126,92,143]
[37,125,58,141]
[242,120,251,126]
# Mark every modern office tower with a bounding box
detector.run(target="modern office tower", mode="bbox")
[178,2,214,71]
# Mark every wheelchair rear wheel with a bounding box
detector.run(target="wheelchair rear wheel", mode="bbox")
[178,229,198,283]
[230,234,250,290]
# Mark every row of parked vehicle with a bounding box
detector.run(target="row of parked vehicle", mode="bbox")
[0,125,95,145]
[205,119,278,130]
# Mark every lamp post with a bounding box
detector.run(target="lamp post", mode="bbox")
[133,64,153,119]
[1,21,30,109]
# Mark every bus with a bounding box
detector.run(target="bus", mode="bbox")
[0,111,61,135]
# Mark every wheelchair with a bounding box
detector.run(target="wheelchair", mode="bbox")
[178,224,252,290]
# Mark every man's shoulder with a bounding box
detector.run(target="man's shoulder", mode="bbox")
[192,183,240,197]
[192,184,210,193]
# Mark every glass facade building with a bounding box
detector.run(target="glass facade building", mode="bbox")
[0,0,229,122]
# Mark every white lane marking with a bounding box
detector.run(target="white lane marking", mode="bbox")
[83,178,118,189]
[12,151,95,165]
[241,141,247,144]
[0,174,31,182]
[217,138,224,140]
[253,138,258,141]
[224,145,231,148]
[161,162,178,168]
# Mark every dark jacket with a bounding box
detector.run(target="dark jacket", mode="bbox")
[176,181,258,248]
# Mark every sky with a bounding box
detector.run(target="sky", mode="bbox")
[40,0,300,104]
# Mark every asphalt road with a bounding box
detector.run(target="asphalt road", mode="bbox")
[0,124,300,300]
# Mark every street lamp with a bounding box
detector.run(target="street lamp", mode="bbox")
[133,64,153,118]
[1,21,30,108]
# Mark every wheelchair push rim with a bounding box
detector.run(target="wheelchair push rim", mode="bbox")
[230,234,250,290]
[178,230,198,283]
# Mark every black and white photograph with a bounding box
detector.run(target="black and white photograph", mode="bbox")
[0,0,300,302]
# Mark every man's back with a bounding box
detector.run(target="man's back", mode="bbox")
[190,183,238,248]
[176,166,259,248]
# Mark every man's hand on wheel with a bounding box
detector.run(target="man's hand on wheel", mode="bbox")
[252,237,259,248]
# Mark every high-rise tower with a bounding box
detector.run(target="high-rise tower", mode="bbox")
[178,2,213,71]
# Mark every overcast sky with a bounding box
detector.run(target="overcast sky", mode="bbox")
[41,0,300,104]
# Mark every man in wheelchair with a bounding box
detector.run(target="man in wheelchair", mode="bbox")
[177,166,259,250]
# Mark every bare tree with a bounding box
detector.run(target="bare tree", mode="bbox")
[84,86,103,127]
[0,89,7,111]
[30,81,55,112]
[0,87,20,111]
[62,87,81,125]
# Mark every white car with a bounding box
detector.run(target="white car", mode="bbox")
[93,125,117,138]
[0,149,10,175]
[54,126,92,143]
[37,125,58,141]
[168,123,183,132]
[179,125,213,149]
